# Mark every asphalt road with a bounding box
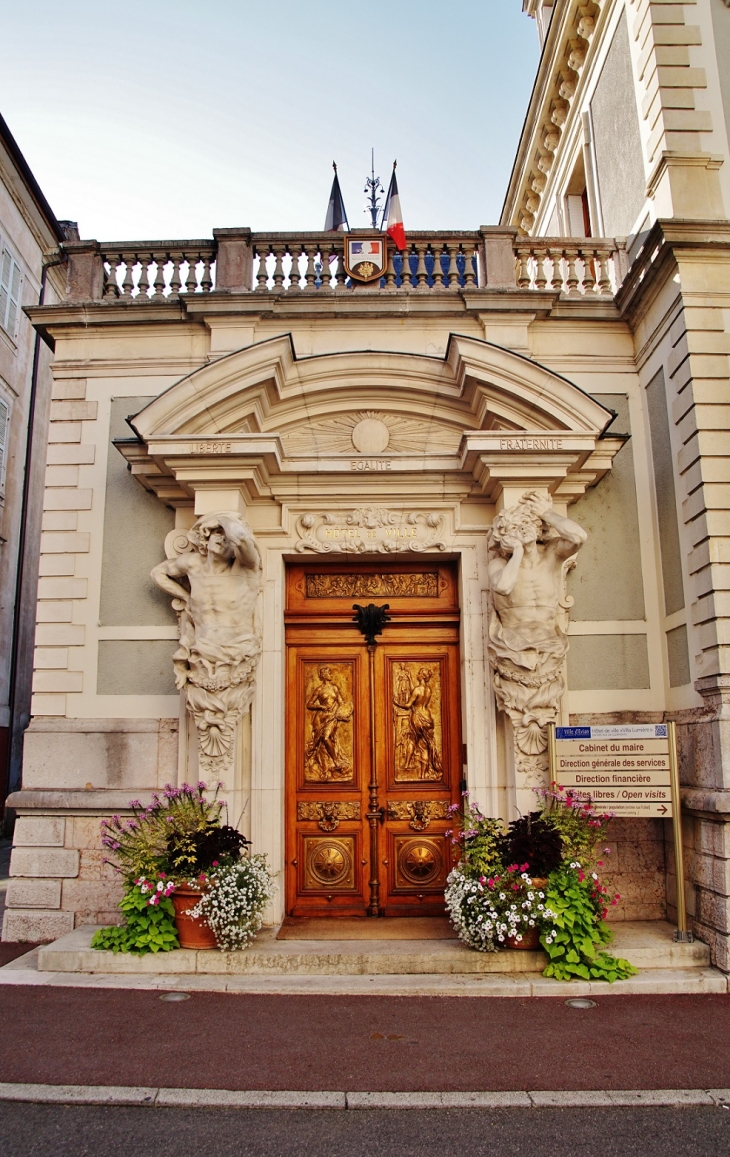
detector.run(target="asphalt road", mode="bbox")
[1,1104,729,1157]
[1,988,729,1092]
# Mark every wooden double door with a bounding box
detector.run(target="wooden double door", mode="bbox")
[285,560,462,918]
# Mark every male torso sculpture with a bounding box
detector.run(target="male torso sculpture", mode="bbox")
[487,490,587,778]
[152,512,262,774]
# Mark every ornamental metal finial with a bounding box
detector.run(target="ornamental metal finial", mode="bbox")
[352,603,391,646]
[364,148,385,229]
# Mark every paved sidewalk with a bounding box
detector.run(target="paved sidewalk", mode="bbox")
[0,986,729,1092]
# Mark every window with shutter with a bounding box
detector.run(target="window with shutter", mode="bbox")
[0,247,23,339]
[0,393,9,494]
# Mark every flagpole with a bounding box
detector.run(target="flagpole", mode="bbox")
[379,160,397,231]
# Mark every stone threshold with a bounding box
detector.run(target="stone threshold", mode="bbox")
[33,921,711,978]
[0,1082,729,1109]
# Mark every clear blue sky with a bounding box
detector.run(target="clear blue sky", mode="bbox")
[2,1,539,240]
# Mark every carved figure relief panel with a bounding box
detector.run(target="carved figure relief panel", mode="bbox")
[391,660,445,783]
[302,662,355,784]
[305,572,439,599]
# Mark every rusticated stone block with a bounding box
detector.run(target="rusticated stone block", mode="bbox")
[61,879,123,913]
[696,888,730,934]
[10,848,79,878]
[78,849,117,881]
[13,816,65,847]
[698,819,730,859]
[6,879,62,909]
[65,816,105,852]
[1,910,74,943]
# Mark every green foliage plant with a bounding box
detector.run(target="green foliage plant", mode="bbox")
[541,862,637,982]
[91,875,179,954]
[100,782,226,883]
[446,794,504,878]
[538,787,612,867]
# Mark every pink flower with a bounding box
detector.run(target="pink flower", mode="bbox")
[578,870,585,881]
[149,894,160,906]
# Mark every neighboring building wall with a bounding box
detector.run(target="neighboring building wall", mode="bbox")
[0,117,64,814]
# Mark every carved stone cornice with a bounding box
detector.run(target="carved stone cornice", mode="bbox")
[501,0,607,234]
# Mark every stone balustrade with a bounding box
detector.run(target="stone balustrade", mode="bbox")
[61,230,626,302]
[251,231,480,291]
[514,238,626,296]
[101,241,217,298]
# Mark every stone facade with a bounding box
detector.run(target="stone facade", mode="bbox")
[2,0,729,969]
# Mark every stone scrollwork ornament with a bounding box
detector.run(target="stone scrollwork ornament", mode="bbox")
[152,511,263,775]
[487,490,587,784]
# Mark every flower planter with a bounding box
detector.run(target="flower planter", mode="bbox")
[171,886,217,950]
[506,926,541,950]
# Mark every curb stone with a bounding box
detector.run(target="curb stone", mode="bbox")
[0,1084,729,1109]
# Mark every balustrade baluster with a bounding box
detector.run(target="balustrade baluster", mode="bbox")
[200,256,213,293]
[169,256,182,296]
[103,256,120,298]
[446,245,459,289]
[287,245,302,292]
[581,247,596,295]
[272,244,285,290]
[400,245,413,288]
[430,245,445,289]
[516,248,532,289]
[303,245,316,290]
[317,243,330,289]
[121,255,136,296]
[597,249,612,295]
[415,243,428,288]
[255,246,270,291]
[384,247,397,289]
[153,253,167,297]
[565,247,579,295]
[535,248,548,291]
[463,247,477,288]
[184,254,199,293]
[333,241,346,287]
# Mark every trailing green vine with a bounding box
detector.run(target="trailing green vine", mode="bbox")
[91,876,179,955]
[540,863,637,982]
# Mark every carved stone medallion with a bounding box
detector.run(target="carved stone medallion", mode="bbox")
[392,661,444,782]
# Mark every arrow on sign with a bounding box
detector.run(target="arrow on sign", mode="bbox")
[658,805,668,815]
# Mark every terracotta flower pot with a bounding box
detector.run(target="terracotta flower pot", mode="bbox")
[171,886,217,950]
[506,925,541,950]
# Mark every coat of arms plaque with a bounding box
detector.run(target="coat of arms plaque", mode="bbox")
[344,234,387,283]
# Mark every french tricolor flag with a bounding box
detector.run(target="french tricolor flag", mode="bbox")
[381,163,406,251]
[324,162,349,232]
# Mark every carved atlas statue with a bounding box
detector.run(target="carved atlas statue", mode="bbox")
[487,490,587,783]
[151,511,263,775]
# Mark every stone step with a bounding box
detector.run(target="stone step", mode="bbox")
[36,921,710,978]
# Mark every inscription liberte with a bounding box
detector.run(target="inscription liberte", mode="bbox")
[187,440,563,457]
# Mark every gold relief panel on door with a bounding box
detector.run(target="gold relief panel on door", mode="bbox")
[391,661,444,783]
[302,836,357,891]
[303,662,355,783]
[393,835,447,891]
